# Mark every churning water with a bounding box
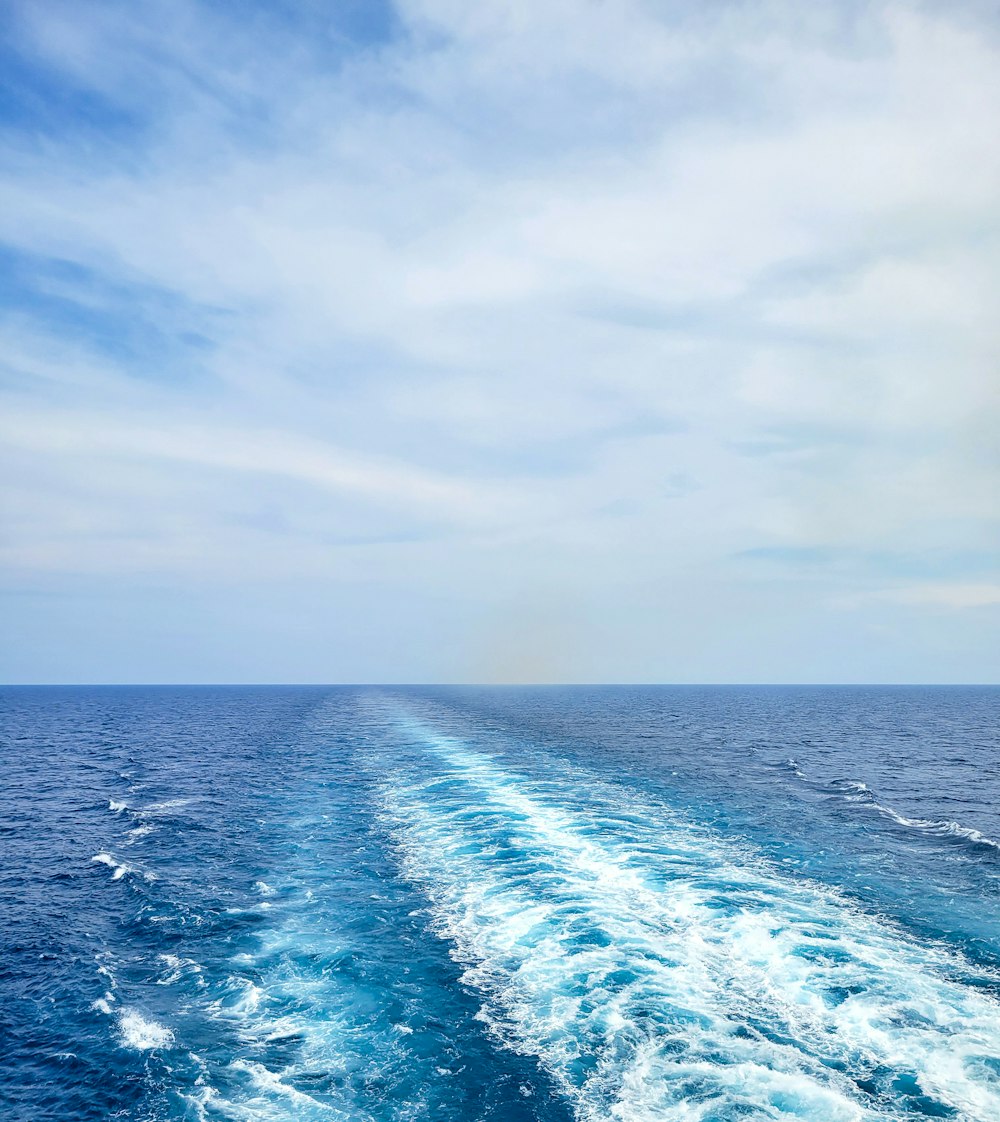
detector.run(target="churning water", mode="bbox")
[3,686,999,1121]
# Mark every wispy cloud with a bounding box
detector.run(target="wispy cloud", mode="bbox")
[1,0,998,681]
[837,583,1000,610]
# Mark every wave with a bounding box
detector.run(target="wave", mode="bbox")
[142,797,195,815]
[91,851,156,882]
[182,1059,356,1122]
[825,778,875,802]
[117,1009,174,1051]
[378,723,1000,1122]
[156,954,205,988]
[177,785,548,1122]
[91,852,134,881]
[871,802,1000,853]
[796,772,1000,855]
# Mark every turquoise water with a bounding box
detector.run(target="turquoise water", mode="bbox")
[2,686,999,1120]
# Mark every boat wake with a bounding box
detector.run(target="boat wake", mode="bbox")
[378,721,1000,1122]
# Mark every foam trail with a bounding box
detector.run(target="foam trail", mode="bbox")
[186,803,474,1122]
[379,725,1000,1122]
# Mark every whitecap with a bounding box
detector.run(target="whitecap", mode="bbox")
[231,980,263,1015]
[873,802,1000,852]
[91,852,133,880]
[228,1059,327,1109]
[157,954,204,986]
[117,1009,174,1051]
[143,798,194,815]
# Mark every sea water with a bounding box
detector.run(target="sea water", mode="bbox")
[2,685,999,1121]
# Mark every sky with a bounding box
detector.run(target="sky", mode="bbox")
[1,0,998,684]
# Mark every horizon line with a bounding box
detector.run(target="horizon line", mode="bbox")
[3,682,998,689]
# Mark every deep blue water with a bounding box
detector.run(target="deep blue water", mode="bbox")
[2,685,999,1122]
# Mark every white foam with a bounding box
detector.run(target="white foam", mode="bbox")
[378,724,1000,1122]
[91,852,132,880]
[222,1059,355,1119]
[835,780,873,803]
[873,801,1000,851]
[198,868,443,1119]
[791,768,999,853]
[108,799,128,813]
[157,954,205,987]
[143,797,194,814]
[231,980,264,1015]
[118,1009,174,1051]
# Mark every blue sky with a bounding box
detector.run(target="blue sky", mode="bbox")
[1,0,998,683]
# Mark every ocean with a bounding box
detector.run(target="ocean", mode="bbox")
[2,685,999,1121]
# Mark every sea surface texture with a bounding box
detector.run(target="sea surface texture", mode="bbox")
[3,686,1000,1122]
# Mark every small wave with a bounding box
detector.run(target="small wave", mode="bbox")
[108,799,128,813]
[92,852,156,881]
[783,767,1000,855]
[230,980,264,1015]
[229,1060,328,1110]
[142,798,194,815]
[873,803,1000,853]
[92,853,133,880]
[157,954,205,987]
[117,1009,174,1051]
[826,779,875,803]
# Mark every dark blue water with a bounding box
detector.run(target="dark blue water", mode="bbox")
[2,686,999,1121]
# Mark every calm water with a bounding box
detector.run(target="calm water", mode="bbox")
[2,685,999,1121]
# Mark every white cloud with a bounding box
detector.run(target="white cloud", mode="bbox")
[1,0,998,680]
[850,584,1000,610]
